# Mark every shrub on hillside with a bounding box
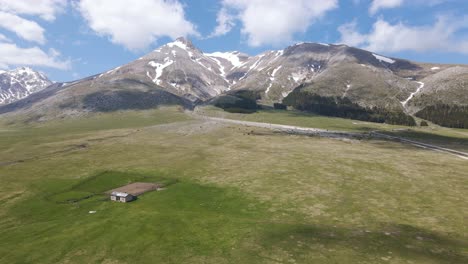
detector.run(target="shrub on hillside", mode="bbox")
[212,90,260,113]
[273,103,287,110]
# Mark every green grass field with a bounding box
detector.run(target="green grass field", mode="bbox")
[46,171,177,203]
[0,106,467,263]
[197,106,468,151]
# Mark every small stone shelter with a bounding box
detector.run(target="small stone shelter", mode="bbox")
[110,191,135,203]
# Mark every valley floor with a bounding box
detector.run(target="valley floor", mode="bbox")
[0,107,467,263]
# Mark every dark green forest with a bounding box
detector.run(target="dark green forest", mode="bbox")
[283,91,416,126]
[416,104,468,128]
[212,90,260,113]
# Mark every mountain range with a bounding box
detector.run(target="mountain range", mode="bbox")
[1,37,467,125]
[0,67,52,105]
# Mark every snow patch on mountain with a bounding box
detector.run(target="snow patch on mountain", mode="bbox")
[342,83,352,98]
[402,81,424,106]
[0,67,52,105]
[269,50,284,64]
[271,66,282,78]
[290,70,309,83]
[167,39,189,51]
[194,58,213,72]
[105,66,121,76]
[205,51,246,68]
[282,90,293,98]
[238,54,265,81]
[265,83,272,95]
[209,57,226,77]
[148,59,174,85]
[269,66,282,82]
[291,75,301,82]
[373,54,395,64]
[249,55,265,71]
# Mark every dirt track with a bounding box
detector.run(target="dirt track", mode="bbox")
[192,113,468,161]
[370,132,468,160]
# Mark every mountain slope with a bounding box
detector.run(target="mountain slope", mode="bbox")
[408,66,468,111]
[229,43,431,112]
[1,38,467,122]
[0,67,52,105]
[69,37,234,102]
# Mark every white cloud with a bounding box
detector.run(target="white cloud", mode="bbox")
[369,0,450,14]
[212,0,338,47]
[369,0,403,15]
[338,16,468,54]
[76,0,198,50]
[0,0,67,21]
[209,8,236,38]
[0,0,66,45]
[0,42,70,70]
[0,12,46,44]
[48,48,62,58]
[0,33,11,42]
[337,21,367,47]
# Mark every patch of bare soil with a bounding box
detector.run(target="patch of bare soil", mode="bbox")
[106,182,162,196]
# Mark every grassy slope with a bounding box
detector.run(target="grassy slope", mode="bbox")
[0,106,467,263]
[196,106,402,132]
[197,106,468,152]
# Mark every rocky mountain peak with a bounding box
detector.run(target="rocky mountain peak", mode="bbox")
[165,37,198,52]
[0,67,52,105]
[175,36,194,47]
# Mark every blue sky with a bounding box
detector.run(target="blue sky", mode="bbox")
[0,0,467,82]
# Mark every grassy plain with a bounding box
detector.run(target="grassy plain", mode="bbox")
[197,106,468,151]
[0,106,467,263]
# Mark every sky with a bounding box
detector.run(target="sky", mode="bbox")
[0,0,467,82]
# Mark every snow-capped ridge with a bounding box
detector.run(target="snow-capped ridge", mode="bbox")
[0,67,52,105]
[166,37,197,51]
[205,51,249,68]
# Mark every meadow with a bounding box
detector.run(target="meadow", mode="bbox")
[197,106,468,152]
[0,106,467,263]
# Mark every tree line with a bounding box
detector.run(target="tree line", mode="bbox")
[416,104,468,128]
[213,90,260,113]
[283,91,416,126]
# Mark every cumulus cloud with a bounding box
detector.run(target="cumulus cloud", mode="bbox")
[0,42,70,70]
[76,0,198,50]
[0,0,67,21]
[369,0,403,15]
[209,8,236,38]
[0,12,46,44]
[211,0,338,47]
[338,16,468,54]
[0,0,66,44]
